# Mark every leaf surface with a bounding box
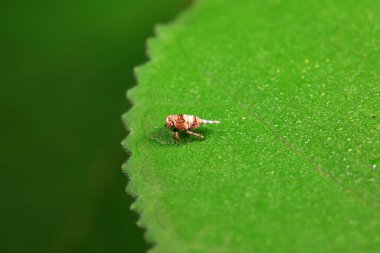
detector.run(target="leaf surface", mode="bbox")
[123,0,380,252]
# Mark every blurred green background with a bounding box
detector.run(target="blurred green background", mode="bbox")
[0,0,188,252]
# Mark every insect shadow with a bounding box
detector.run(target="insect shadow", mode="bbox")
[148,127,214,145]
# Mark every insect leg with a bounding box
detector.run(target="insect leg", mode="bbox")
[172,129,180,144]
[186,130,204,138]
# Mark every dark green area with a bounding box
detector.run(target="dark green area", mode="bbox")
[0,0,188,252]
[124,0,380,252]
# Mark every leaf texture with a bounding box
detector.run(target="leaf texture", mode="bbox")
[122,0,380,252]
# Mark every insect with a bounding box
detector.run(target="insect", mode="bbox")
[165,114,220,144]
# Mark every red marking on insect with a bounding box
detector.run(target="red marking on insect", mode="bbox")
[165,114,220,144]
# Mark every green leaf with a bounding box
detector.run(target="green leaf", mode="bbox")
[123,0,380,252]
